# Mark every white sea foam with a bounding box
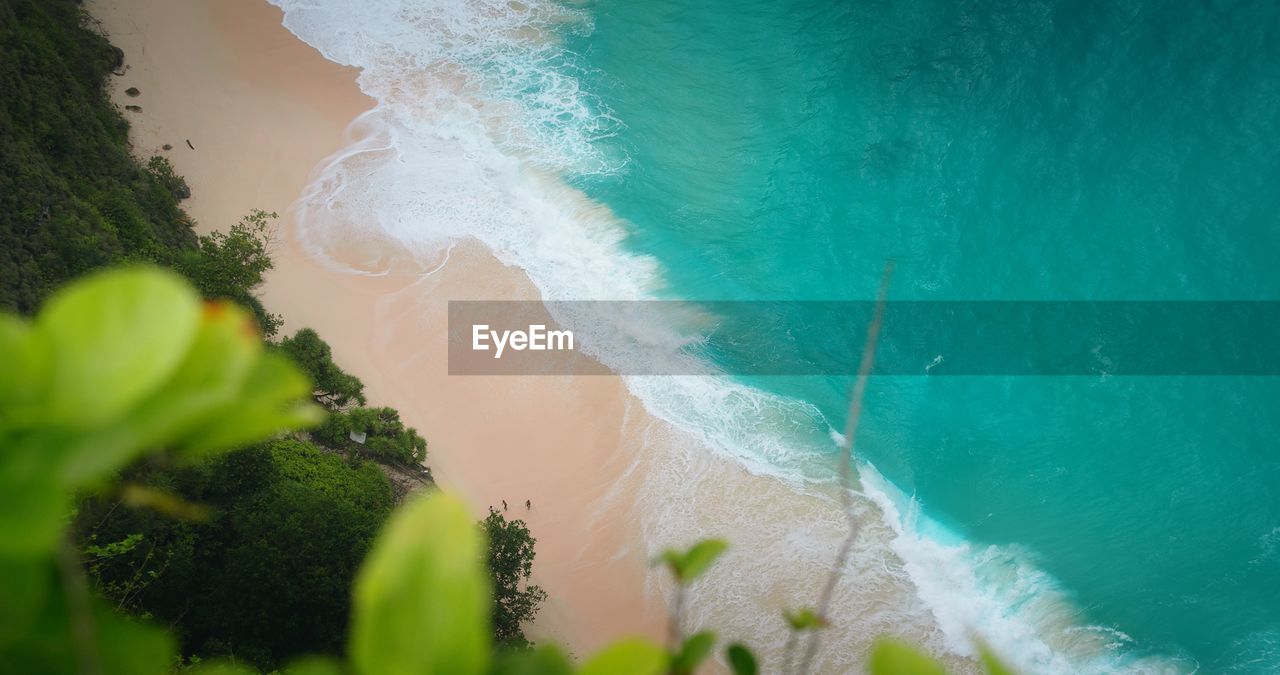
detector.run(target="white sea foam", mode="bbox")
[268,1,1186,671]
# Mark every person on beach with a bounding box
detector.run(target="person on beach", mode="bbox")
[526,499,532,510]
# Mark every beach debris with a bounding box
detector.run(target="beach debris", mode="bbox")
[162,143,172,151]
[349,429,368,444]
[125,86,140,97]
[502,500,508,511]
[124,105,141,112]
[186,139,195,150]
[110,46,125,74]
[525,499,531,510]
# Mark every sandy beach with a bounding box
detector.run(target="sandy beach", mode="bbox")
[83,0,984,671]
[85,0,666,652]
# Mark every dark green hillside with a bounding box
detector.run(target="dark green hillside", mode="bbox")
[0,0,194,313]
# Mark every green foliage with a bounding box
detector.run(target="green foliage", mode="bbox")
[867,638,948,675]
[489,645,573,675]
[653,539,747,674]
[0,263,1012,675]
[0,268,320,673]
[278,327,367,410]
[783,607,827,632]
[175,210,282,337]
[145,155,191,201]
[314,405,427,465]
[79,440,394,670]
[0,0,196,313]
[0,0,284,335]
[577,639,667,675]
[188,665,258,675]
[0,268,319,558]
[350,492,491,675]
[670,631,716,675]
[725,643,758,675]
[483,509,547,648]
[280,656,346,675]
[659,538,727,583]
[978,643,1015,675]
[0,268,1020,675]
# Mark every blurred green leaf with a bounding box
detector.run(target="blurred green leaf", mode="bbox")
[0,460,67,556]
[36,267,200,428]
[0,558,51,645]
[119,484,211,522]
[783,608,826,632]
[57,303,319,485]
[96,611,176,675]
[978,643,1015,675]
[96,299,265,461]
[867,638,947,675]
[660,539,728,583]
[671,631,716,674]
[0,266,327,666]
[678,539,727,582]
[0,597,176,675]
[488,644,572,675]
[350,492,490,675]
[578,639,667,675]
[182,352,322,455]
[284,655,347,675]
[3,271,320,497]
[725,643,758,675]
[0,314,47,415]
[186,663,261,675]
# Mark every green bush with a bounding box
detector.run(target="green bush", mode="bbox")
[483,509,547,649]
[276,327,367,410]
[1,268,1012,675]
[173,210,282,337]
[0,267,321,673]
[314,406,427,465]
[78,440,395,670]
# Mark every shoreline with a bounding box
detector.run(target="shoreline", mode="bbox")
[85,0,666,652]
[82,1,1009,672]
[68,0,1244,671]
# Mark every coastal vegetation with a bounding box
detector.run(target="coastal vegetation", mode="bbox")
[0,0,542,667]
[76,439,394,669]
[1,0,191,313]
[0,266,1008,675]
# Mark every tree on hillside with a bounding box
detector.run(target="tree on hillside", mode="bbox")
[174,209,281,336]
[77,440,394,671]
[315,406,427,465]
[278,327,367,410]
[482,509,547,649]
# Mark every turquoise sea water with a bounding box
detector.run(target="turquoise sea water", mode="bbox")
[271,0,1280,668]
[565,0,1280,670]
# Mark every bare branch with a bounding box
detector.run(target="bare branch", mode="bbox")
[796,261,894,675]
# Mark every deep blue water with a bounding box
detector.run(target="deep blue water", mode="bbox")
[567,0,1280,669]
